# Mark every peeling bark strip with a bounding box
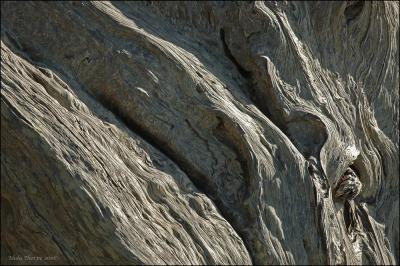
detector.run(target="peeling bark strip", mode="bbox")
[1,1,398,265]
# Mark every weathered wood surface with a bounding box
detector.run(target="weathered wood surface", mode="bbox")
[1,1,398,265]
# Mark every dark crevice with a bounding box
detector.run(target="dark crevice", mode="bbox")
[219,28,251,78]
[314,198,329,263]
[348,164,360,177]
[213,116,251,203]
[343,201,353,232]
[345,1,364,25]
[95,94,255,263]
[220,27,327,161]
[219,28,285,132]
[96,95,220,201]
[219,31,294,152]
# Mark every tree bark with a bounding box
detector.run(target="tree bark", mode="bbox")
[1,1,398,265]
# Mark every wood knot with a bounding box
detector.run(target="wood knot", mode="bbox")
[334,167,362,201]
